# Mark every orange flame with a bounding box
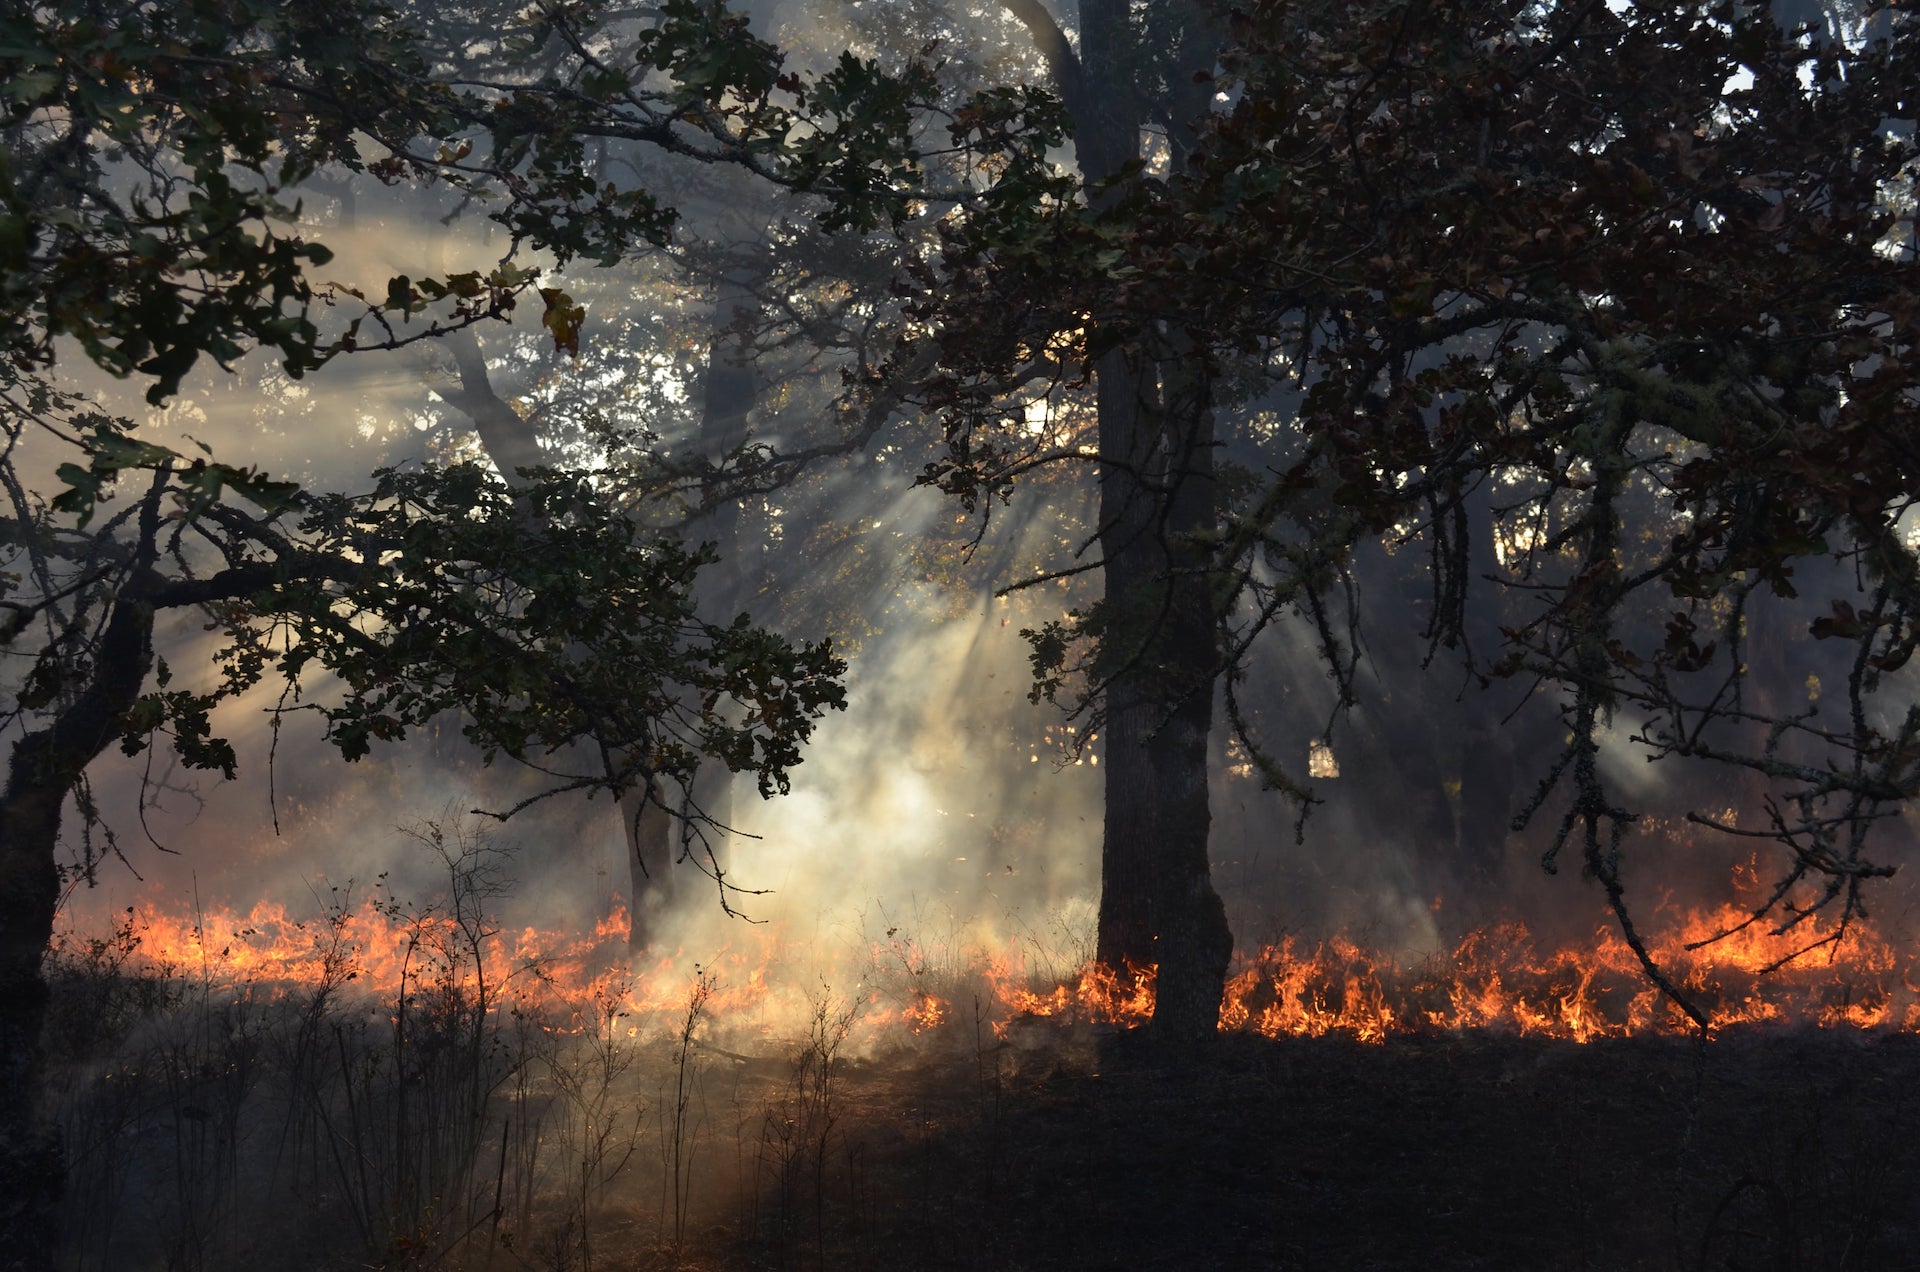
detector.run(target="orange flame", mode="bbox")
[52,872,1920,1045]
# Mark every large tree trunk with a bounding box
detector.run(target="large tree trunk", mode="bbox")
[1088,345,1158,966]
[0,766,69,1268]
[1005,0,1234,1042]
[1073,0,1232,1043]
[624,787,678,948]
[1092,334,1233,1042]
[439,328,547,482]
[1452,479,1516,898]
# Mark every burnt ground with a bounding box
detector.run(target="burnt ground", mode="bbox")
[668,1027,1920,1272]
[46,989,1920,1270]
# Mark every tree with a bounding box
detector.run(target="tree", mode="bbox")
[1192,0,1918,1008]
[0,0,1069,1255]
[915,0,1918,1028]
[960,0,1239,1044]
[387,0,1083,945]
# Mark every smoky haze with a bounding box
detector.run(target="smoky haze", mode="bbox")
[43,0,1920,1035]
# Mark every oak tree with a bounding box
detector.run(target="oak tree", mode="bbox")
[0,0,1057,1253]
[913,0,1918,1031]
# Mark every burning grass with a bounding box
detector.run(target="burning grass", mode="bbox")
[66,882,1920,1050]
[40,838,1920,1269]
[41,938,1920,1270]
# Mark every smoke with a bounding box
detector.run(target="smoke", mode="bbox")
[38,3,1920,1020]
[54,544,1112,1045]
[652,597,1102,933]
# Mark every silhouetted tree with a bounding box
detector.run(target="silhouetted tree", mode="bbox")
[914,0,1918,1026]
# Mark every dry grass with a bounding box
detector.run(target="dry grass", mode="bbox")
[46,953,1920,1271]
[39,836,1920,1270]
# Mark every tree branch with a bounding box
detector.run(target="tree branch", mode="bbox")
[999,0,1087,120]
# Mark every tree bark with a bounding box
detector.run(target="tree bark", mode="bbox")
[438,328,548,482]
[1092,333,1233,1042]
[1452,479,1515,895]
[0,549,160,1264]
[624,790,677,948]
[1057,0,1234,1042]
[0,766,73,1268]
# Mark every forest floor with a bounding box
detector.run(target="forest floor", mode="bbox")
[652,1025,1920,1272]
[49,968,1920,1271]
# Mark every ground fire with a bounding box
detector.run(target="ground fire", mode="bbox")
[59,860,1919,1049]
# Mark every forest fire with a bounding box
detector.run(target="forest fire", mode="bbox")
[11,0,1920,1263]
[56,871,1920,1048]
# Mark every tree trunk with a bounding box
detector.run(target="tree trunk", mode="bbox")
[439,327,547,482]
[0,570,160,1264]
[1074,0,1232,1043]
[1096,324,1234,1035]
[0,772,67,1268]
[1006,0,1235,1041]
[1453,479,1515,896]
[624,787,678,948]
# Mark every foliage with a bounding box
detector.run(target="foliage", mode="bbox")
[119,457,841,789]
[908,0,1920,1006]
[0,0,1074,870]
[0,0,1067,403]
